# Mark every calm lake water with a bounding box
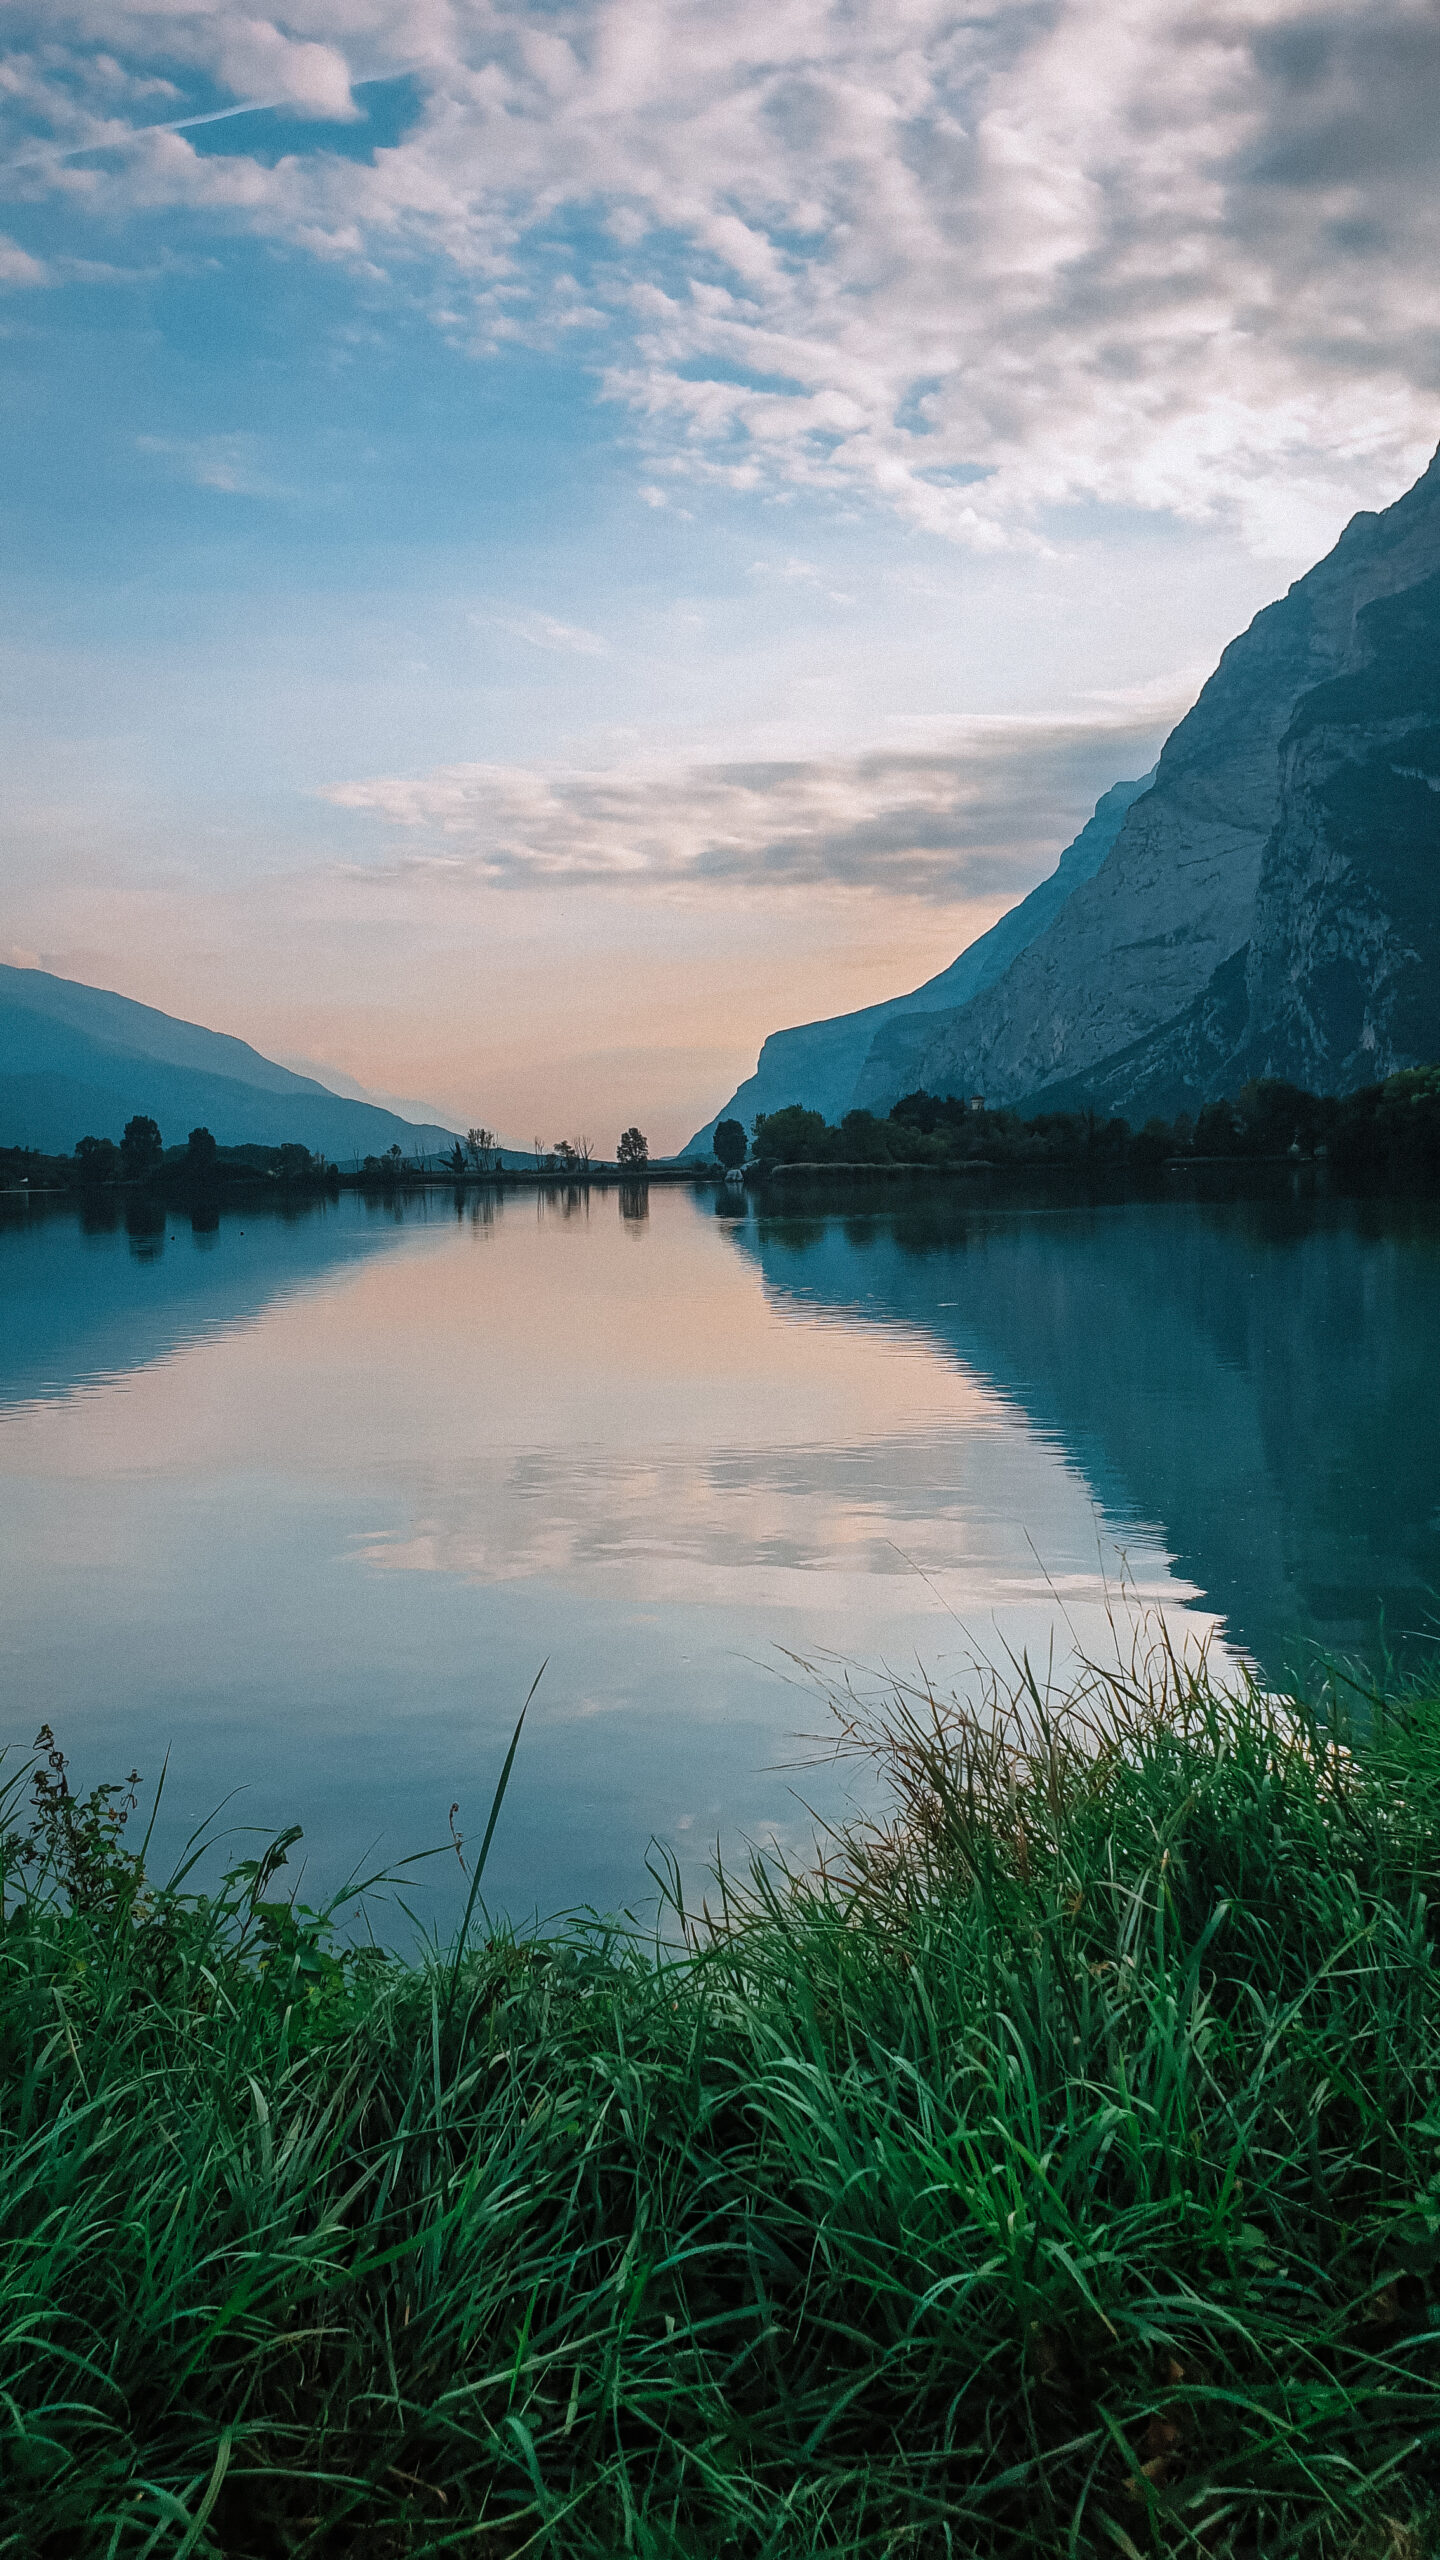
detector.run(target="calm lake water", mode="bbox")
[2,1178,1437,1925]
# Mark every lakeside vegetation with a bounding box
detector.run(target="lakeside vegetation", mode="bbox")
[7,1646,1440,2555]
[741,1066,1440,1183]
[1,1119,341,1204]
[0,1118,661,1200]
[9,1073,1440,1206]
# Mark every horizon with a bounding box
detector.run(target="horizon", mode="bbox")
[3,3,1439,1151]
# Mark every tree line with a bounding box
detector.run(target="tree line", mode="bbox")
[366,1127,651,1182]
[3,1118,656,1197]
[711,1069,1440,1183]
[0,1119,339,1195]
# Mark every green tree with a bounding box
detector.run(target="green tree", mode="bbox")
[73,1134,119,1183]
[616,1126,648,1167]
[839,1109,893,1162]
[186,1126,218,1173]
[713,1118,746,1169]
[750,1105,828,1165]
[119,1115,163,1180]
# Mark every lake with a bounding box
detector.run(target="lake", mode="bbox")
[2,1177,1437,1927]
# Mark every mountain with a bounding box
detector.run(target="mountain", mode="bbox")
[858,443,1440,1120]
[683,771,1155,1152]
[271,1051,464,1129]
[0,964,464,1161]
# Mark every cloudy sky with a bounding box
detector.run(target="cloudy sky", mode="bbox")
[2,0,1438,1146]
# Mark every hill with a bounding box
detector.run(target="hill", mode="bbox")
[0,964,463,1162]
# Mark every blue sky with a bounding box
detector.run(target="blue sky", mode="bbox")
[2,1,1438,1146]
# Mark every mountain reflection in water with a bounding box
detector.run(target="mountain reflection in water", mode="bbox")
[0,1180,1434,1919]
[736,1184,1440,1685]
[0,1189,408,1409]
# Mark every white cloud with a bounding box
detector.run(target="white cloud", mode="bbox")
[747,555,855,604]
[135,431,292,496]
[5,2,1440,550]
[0,232,48,285]
[481,608,609,655]
[211,19,359,123]
[322,716,1171,901]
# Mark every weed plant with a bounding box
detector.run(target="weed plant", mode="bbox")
[4,1644,1440,2557]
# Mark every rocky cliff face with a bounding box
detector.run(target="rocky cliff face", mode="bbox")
[864,445,1440,1119]
[685,772,1152,1151]
[1244,571,1440,1080]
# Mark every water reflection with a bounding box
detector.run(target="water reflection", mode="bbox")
[735,1185,1440,1684]
[454,1188,500,1233]
[0,1191,409,1410]
[125,1197,167,1260]
[1,1179,1432,1924]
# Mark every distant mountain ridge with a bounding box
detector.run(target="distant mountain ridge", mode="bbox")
[684,771,1155,1151]
[0,964,466,1161]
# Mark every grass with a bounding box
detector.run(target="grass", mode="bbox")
[5,1641,1440,2557]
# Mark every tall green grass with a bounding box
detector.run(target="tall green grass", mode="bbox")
[4,1643,1440,2556]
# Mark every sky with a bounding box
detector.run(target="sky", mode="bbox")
[1,1,1438,1151]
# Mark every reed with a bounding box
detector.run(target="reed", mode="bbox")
[4,1642,1440,2556]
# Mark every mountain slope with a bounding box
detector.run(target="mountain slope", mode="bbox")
[875,445,1440,1118]
[1027,575,1440,1119]
[0,965,462,1160]
[1238,570,1440,1084]
[685,772,1154,1151]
